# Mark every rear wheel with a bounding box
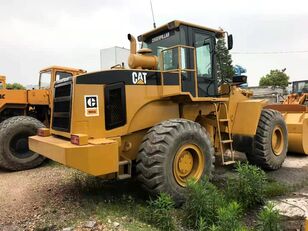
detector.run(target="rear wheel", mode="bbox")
[0,116,46,171]
[246,109,287,170]
[136,119,214,204]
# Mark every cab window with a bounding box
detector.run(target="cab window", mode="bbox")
[39,71,52,89]
[56,71,73,81]
[195,33,212,79]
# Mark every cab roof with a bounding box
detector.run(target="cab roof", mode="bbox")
[40,66,86,73]
[138,20,225,42]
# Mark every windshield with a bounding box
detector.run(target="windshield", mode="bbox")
[293,81,308,93]
[39,71,52,89]
[143,30,186,70]
[56,71,73,81]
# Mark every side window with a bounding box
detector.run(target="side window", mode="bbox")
[195,33,212,79]
[39,71,52,89]
[56,71,73,81]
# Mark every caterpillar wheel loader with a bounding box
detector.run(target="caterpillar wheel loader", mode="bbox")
[0,66,86,171]
[266,80,308,154]
[29,20,288,203]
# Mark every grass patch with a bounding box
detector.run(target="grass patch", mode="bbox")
[264,180,289,198]
[226,162,267,209]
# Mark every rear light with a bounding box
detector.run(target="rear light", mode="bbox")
[37,128,50,137]
[70,134,88,145]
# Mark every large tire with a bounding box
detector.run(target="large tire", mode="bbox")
[246,109,287,170]
[136,118,214,204]
[0,116,46,171]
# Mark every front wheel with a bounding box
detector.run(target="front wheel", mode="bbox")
[0,116,46,171]
[246,109,288,170]
[136,119,214,204]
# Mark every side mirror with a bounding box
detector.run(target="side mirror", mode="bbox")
[227,34,233,50]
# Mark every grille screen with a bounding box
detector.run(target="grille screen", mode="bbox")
[105,83,126,130]
[52,80,72,132]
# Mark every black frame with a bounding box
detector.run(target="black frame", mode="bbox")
[52,78,73,132]
[104,82,127,130]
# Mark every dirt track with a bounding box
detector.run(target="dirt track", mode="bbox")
[1,153,308,230]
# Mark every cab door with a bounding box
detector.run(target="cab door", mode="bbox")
[188,28,217,97]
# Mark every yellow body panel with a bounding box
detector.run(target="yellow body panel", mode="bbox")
[27,89,49,105]
[0,89,28,111]
[29,135,118,176]
[232,99,267,136]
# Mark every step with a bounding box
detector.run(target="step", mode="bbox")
[219,119,230,122]
[221,139,233,144]
[117,174,131,180]
[119,160,130,166]
[223,160,236,165]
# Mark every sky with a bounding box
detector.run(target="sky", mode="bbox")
[0,0,308,86]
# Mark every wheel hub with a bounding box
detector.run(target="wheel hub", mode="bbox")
[178,151,193,176]
[173,144,205,187]
[272,125,284,156]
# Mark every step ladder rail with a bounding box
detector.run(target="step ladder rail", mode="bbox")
[214,102,235,165]
[221,102,235,162]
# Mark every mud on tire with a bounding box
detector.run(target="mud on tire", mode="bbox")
[0,116,46,171]
[136,118,214,204]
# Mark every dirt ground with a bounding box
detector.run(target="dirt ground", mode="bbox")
[0,163,82,230]
[1,153,308,231]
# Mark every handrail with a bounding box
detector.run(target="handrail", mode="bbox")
[159,45,198,96]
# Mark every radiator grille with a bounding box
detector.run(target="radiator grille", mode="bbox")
[104,83,126,130]
[52,79,72,132]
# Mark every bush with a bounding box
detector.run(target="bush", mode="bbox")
[183,179,226,229]
[256,203,281,231]
[227,162,267,208]
[216,202,246,230]
[145,193,175,231]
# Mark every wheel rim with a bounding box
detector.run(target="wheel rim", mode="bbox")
[173,144,205,187]
[9,132,34,159]
[271,125,284,156]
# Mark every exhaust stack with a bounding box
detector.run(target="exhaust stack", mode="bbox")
[127,34,158,70]
[127,34,137,54]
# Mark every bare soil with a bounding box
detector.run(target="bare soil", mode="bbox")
[1,153,308,230]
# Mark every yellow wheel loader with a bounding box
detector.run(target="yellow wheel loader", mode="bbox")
[29,21,288,203]
[0,66,86,171]
[266,80,308,154]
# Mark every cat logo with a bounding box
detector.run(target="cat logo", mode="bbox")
[0,94,5,99]
[132,72,147,85]
[84,95,99,117]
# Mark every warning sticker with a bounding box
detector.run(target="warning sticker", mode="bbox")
[84,95,99,117]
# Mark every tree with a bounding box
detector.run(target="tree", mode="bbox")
[216,38,234,84]
[259,70,289,88]
[6,83,26,90]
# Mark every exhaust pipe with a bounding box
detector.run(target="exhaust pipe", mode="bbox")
[127,34,136,54]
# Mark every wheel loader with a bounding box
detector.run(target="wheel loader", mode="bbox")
[29,20,288,203]
[0,66,86,171]
[266,80,308,154]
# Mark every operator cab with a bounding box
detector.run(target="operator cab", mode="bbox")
[138,20,233,97]
[292,80,308,94]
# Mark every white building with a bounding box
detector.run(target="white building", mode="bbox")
[100,46,130,70]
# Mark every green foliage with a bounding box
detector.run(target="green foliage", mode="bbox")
[6,82,26,89]
[256,203,281,231]
[264,181,289,198]
[183,179,226,228]
[259,69,289,88]
[216,202,245,230]
[227,162,267,209]
[216,38,234,83]
[145,193,175,231]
